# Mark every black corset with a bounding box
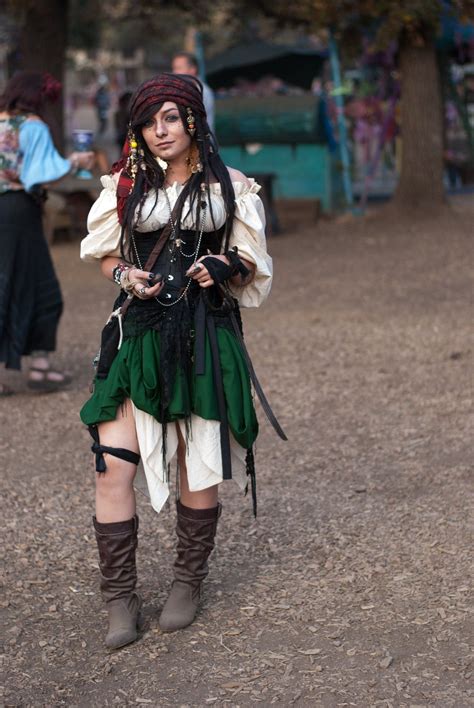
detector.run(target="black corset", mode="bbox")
[132,228,221,264]
[131,228,220,302]
[113,228,223,334]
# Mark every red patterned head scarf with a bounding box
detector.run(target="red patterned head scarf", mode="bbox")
[129,72,205,123]
[112,73,207,223]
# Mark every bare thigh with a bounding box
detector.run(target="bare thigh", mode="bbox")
[95,399,140,522]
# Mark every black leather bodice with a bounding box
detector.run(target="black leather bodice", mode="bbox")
[132,228,221,300]
[115,228,224,336]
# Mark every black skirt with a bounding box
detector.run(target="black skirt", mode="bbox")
[0,190,63,370]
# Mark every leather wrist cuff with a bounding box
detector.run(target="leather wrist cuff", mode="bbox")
[225,246,251,279]
[200,256,234,284]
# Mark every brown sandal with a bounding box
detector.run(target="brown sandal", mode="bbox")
[27,368,72,392]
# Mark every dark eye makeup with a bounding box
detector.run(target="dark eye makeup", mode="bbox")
[143,113,180,129]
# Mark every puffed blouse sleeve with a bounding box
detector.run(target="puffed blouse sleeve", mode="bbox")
[228,179,273,308]
[80,175,122,262]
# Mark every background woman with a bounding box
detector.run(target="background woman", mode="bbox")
[0,71,95,394]
[80,73,273,649]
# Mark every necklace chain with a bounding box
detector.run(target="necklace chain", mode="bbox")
[130,188,207,309]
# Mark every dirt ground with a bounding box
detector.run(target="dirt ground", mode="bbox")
[1,197,473,707]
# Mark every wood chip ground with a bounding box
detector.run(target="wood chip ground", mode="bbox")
[1,197,472,707]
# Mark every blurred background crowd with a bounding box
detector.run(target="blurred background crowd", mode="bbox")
[0,0,473,228]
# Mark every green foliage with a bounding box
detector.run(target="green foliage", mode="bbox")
[249,0,472,47]
[65,0,256,59]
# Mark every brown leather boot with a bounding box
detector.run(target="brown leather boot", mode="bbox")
[93,515,142,649]
[159,501,221,632]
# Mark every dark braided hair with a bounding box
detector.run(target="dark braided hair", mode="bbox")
[115,73,235,262]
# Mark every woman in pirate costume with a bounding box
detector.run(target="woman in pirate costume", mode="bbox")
[80,73,282,650]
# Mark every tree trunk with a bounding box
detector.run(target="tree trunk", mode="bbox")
[392,40,445,209]
[16,0,69,151]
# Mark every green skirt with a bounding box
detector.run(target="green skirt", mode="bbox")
[80,326,258,450]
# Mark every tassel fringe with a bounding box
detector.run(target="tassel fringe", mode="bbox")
[245,447,257,518]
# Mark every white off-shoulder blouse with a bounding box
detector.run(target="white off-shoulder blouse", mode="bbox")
[80,175,272,308]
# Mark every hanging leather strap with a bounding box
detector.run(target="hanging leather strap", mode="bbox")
[206,312,233,480]
[143,215,176,272]
[195,286,288,442]
[228,308,288,441]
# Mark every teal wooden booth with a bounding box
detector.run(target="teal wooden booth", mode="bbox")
[215,95,341,210]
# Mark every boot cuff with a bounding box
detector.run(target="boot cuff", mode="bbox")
[93,514,139,535]
[176,501,221,521]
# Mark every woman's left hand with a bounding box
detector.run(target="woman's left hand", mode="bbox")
[185,255,230,289]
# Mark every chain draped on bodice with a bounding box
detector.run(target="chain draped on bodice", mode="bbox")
[116,228,223,338]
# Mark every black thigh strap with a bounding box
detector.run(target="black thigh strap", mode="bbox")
[88,425,140,473]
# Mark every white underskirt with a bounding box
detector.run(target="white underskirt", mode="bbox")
[131,403,248,514]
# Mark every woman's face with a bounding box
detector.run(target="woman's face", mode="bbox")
[141,101,191,162]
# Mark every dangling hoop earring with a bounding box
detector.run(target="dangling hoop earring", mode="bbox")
[185,142,203,174]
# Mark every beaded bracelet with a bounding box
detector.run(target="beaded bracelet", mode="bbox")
[112,262,130,286]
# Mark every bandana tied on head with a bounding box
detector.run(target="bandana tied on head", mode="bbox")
[129,73,205,122]
[112,73,207,224]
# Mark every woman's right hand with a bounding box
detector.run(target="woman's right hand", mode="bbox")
[121,268,164,300]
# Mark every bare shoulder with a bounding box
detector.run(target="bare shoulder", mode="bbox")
[226,166,251,186]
